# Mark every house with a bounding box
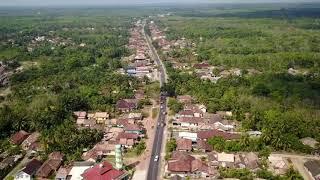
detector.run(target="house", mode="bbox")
[10,130,30,145]
[124,124,143,135]
[73,111,87,119]
[177,110,195,118]
[207,152,219,167]
[244,152,259,170]
[268,155,288,175]
[21,132,40,151]
[82,149,102,162]
[81,161,128,180]
[55,167,69,180]
[94,141,116,156]
[74,111,96,128]
[176,138,192,152]
[177,95,192,104]
[117,132,139,148]
[194,140,212,152]
[68,161,94,180]
[93,112,109,124]
[304,160,320,180]
[167,151,209,178]
[214,121,235,132]
[77,118,96,128]
[217,152,235,168]
[206,114,223,123]
[36,152,64,178]
[177,117,204,128]
[116,119,130,128]
[183,105,204,117]
[117,99,138,112]
[197,129,241,141]
[128,112,143,120]
[15,159,42,180]
[177,107,204,118]
[0,156,16,170]
[178,132,197,142]
[198,105,207,113]
[83,141,116,162]
[193,62,210,69]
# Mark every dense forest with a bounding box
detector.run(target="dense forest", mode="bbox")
[160,6,320,153]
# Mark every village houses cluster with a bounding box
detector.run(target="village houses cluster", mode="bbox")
[7,91,146,180]
[117,20,159,82]
[162,94,320,179]
[2,22,158,180]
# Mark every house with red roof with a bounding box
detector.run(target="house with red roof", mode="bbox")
[197,129,241,141]
[194,140,213,152]
[36,152,64,178]
[81,161,128,180]
[166,151,211,178]
[10,130,30,145]
[21,132,40,151]
[116,99,138,113]
[116,132,140,148]
[176,138,192,152]
[193,62,210,70]
[123,124,144,135]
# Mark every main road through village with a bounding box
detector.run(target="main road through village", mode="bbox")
[143,21,168,180]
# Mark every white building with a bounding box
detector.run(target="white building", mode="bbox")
[68,162,94,180]
[178,132,197,142]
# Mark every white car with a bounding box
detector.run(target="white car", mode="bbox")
[154,155,159,162]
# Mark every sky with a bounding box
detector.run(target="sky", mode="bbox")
[0,0,319,6]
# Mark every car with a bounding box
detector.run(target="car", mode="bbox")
[154,155,159,162]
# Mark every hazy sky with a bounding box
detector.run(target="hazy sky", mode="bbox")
[1,0,319,6]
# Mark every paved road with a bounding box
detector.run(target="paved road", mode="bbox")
[143,21,167,180]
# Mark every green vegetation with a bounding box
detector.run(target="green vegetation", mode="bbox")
[0,9,143,160]
[219,167,253,180]
[167,98,183,114]
[256,167,303,180]
[152,108,159,119]
[159,5,320,153]
[207,136,267,153]
[219,166,303,180]
[165,139,177,160]
[134,141,146,156]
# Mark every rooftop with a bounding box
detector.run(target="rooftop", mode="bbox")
[176,138,192,151]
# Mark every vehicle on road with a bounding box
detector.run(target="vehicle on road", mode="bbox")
[154,155,159,162]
